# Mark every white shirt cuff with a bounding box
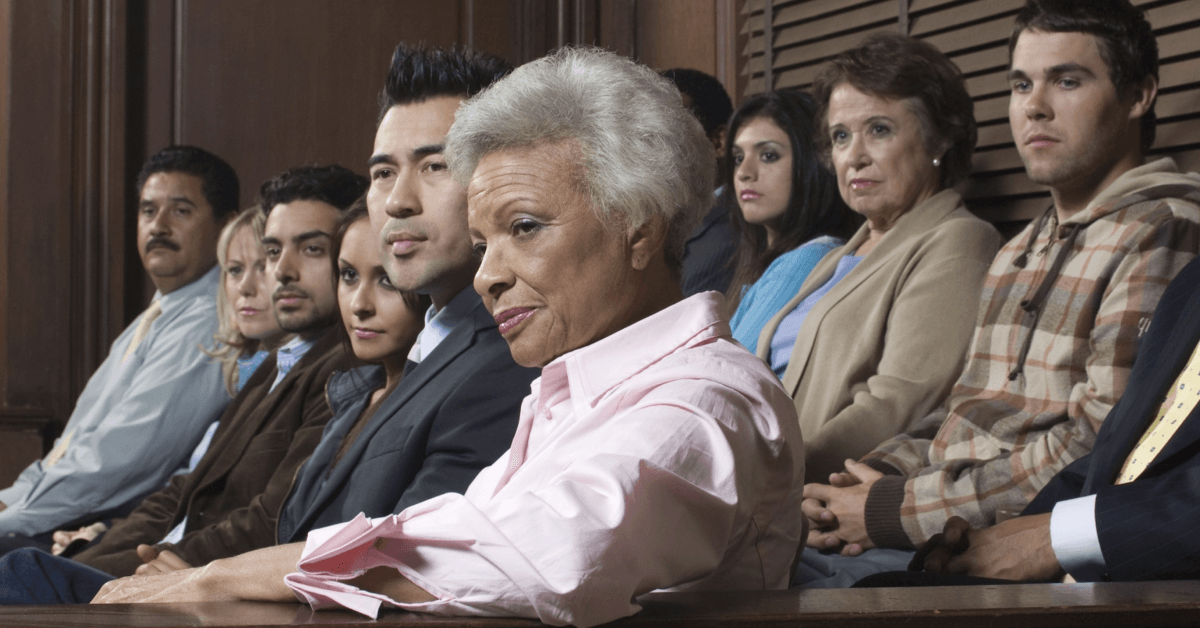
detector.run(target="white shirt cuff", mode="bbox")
[1050,494,1106,581]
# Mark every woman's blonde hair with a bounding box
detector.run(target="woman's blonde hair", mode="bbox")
[203,206,274,396]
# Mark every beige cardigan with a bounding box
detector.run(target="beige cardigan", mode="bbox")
[756,189,1002,483]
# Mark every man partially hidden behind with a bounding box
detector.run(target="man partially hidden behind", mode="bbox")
[663,68,737,296]
[0,165,362,604]
[799,0,1200,587]
[0,146,238,552]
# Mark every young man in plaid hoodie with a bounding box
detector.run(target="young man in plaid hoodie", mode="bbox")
[799,0,1200,587]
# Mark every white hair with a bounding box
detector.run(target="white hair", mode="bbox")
[445,47,714,273]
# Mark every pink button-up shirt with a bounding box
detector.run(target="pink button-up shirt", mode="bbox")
[285,292,805,627]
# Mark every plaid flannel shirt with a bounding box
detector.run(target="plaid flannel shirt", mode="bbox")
[861,159,1200,549]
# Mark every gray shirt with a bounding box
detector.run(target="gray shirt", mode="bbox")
[0,266,230,536]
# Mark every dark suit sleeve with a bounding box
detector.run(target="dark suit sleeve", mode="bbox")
[1092,455,1200,581]
[1023,453,1092,516]
[391,347,531,514]
[72,471,189,575]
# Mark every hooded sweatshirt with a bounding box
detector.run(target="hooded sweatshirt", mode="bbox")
[861,158,1200,549]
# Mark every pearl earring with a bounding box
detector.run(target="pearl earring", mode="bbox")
[933,157,941,167]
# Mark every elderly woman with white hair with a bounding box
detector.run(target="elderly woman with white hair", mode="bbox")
[90,48,805,628]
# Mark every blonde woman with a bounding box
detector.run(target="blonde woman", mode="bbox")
[205,207,289,395]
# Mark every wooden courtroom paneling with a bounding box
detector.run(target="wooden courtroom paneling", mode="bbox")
[636,0,718,73]
[171,1,461,211]
[0,0,127,483]
[632,0,743,105]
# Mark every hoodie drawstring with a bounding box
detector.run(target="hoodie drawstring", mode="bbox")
[1009,208,1082,381]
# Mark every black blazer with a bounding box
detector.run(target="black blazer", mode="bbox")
[276,295,539,543]
[1026,255,1200,581]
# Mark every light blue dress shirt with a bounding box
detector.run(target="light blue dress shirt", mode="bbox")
[409,288,479,364]
[0,266,229,536]
[1051,494,1106,580]
[272,336,316,392]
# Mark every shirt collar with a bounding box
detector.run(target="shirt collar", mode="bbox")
[541,292,729,409]
[411,287,480,363]
[156,265,220,312]
[278,334,314,356]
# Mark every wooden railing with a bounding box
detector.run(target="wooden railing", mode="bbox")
[4,581,1200,627]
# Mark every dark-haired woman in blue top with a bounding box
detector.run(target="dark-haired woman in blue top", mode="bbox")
[724,90,861,354]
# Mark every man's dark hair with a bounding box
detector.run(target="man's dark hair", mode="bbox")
[1009,0,1158,153]
[661,68,734,140]
[378,44,513,123]
[136,145,240,221]
[258,165,369,216]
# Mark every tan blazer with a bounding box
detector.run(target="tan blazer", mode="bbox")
[757,189,1001,482]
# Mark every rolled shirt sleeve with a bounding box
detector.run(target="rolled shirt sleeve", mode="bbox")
[285,293,804,628]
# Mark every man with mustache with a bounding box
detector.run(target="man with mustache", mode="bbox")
[799,0,1200,587]
[0,146,237,552]
[0,165,363,603]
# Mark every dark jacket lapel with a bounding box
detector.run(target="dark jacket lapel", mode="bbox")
[1083,260,1200,492]
[287,299,494,533]
[195,330,340,488]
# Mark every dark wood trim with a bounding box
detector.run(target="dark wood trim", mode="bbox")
[0,0,11,408]
[598,0,636,58]
[762,0,772,90]
[5,582,1200,627]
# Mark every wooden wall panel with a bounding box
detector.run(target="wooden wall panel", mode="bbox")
[0,0,9,410]
[636,0,718,75]
[0,0,106,485]
[172,0,461,211]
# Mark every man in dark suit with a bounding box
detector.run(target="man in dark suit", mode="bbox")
[662,68,737,296]
[274,43,539,545]
[890,253,1200,583]
[0,165,364,603]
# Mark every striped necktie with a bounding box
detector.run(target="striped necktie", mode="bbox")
[1117,341,1200,484]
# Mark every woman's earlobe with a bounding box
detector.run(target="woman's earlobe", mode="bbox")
[629,215,668,271]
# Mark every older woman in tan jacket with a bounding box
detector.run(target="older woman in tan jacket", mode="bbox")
[757,33,1002,483]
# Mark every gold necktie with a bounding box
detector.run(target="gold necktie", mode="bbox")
[1117,341,1200,484]
[121,299,162,364]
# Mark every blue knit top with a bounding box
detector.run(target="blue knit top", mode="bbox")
[730,235,843,354]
